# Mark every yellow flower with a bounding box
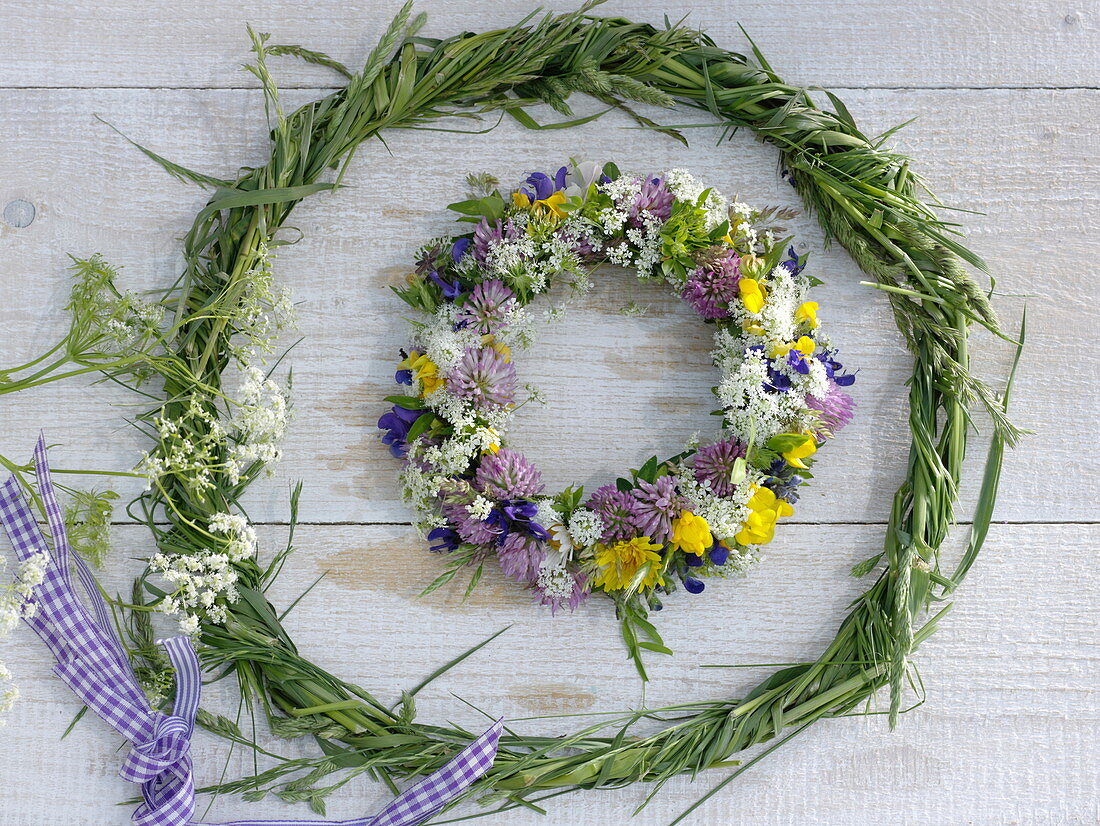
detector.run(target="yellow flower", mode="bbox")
[397,350,443,396]
[592,536,665,592]
[735,485,794,546]
[482,335,511,362]
[770,336,816,359]
[670,510,713,557]
[513,189,568,220]
[781,432,818,469]
[478,426,501,454]
[795,301,820,328]
[739,278,767,314]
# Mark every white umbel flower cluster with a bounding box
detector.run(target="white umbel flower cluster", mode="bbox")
[226,366,291,485]
[0,549,48,723]
[150,509,258,634]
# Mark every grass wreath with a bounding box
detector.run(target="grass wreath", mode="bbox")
[0,2,1022,822]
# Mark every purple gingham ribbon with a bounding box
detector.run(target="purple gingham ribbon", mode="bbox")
[0,435,502,826]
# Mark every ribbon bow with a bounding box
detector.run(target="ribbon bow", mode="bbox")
[0,435,502,826]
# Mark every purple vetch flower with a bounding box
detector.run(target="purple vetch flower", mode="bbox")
[377,405,426,458]
[447,345,517,407]
[429,270,462,300]
[516,167,568,204]
[782,245,805,276]
[472,218,522,266]
[457,279,516,334]
[817,350,856,387]
[692,437,749,497]
[681,252,742,319]
[764,457,805,504]
[787,347,812,375]
[708,543,730,565]
[630,176,674,225]
[475,449,544,499]
[807,380,856,437]
[587,484,643,542]
[497,532,547,584]
[427,526,460,553]
[632,476,686,541]
[683,576,705,594]
[484,499,551,546]
[452,237,470,263]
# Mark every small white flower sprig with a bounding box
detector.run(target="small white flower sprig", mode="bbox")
[381,160,857,677]
[0,549,48,722]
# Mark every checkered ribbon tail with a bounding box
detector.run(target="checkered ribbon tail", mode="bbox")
[0,435,502,826]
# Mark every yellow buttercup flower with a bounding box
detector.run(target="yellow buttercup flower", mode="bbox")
[781,432,818,469]
[397,350,444,396]
[739,278,767,314]
[592,536,665,592]
[670,510,713,557]
[735,485,794,546]
[795,301,820,328]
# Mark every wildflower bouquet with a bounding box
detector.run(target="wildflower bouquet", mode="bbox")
[0,2,1021,821]
[381,161,856,675]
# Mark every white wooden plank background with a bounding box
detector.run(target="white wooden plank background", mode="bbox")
[0,2,1098,824]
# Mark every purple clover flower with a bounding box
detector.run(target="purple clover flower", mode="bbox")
[692,437,749,497]
[497,532,547,584]
[457,279,516,334]
[587,484,643,542]
[475,449,544,499]
[630,176,674,225]
[443,501,500,546]
[447,345,517,407]
[807,380,856,436]
[472,218,521,266]
[632,476,685,541]
[681,252,741,319]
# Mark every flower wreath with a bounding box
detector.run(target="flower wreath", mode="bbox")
[0,5,1022,823]
[379,161,856,673]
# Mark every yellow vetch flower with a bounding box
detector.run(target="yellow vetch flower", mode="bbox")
[513,189,568,220]
[781,432,818,469]
[592,536,665,592]
[739,278,767,314]
[735,485,794,546]
[478,426,501,455]
[770,336,816,359]
[670,510,713,557]
[482,335,511,363]
[397,350,444,396]
[795,301,820,328]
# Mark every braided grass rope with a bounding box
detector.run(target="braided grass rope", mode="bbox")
[6,2,1021,821]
